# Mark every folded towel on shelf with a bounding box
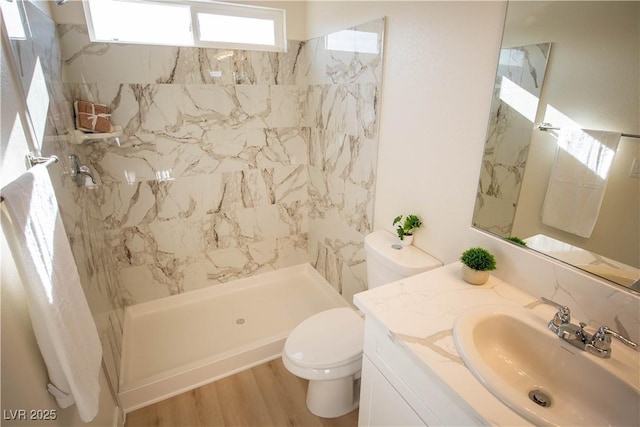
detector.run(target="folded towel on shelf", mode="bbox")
[541,128,621,238]
[0,165,102,422]
[74,100,113,133]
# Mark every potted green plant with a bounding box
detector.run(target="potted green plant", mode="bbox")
[459,247,496,285]
[505,236,528,247]
[392,214,422,246]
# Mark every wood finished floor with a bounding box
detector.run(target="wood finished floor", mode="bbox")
[124,359,359,427]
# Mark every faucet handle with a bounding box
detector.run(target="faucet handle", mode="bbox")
[592,326,638,350]
[540,297,571,325]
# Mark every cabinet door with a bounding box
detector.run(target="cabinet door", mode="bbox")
[359,356,426,427]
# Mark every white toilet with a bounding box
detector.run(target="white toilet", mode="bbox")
[282,229,442,418]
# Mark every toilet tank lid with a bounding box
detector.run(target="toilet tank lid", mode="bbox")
[365,229,442,275]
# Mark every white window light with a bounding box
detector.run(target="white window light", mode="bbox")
[85,0,192,46]
[0,0,28,40]
[325,29,379,54]
[83,0,286,52]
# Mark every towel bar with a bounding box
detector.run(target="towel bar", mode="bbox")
[536,123,640,139]
[26,153,59,168]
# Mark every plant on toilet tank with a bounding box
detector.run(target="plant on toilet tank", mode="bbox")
[460,247,496,285]
[392,214,422,246]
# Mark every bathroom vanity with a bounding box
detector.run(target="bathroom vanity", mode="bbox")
[354,262,640,426]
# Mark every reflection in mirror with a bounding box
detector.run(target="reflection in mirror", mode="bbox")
[473,1,639,292]
[474,43,551,235]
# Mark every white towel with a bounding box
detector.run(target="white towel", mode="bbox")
[0,165,102,422]
[541,128,621,238]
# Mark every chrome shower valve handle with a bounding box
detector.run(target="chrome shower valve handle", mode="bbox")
[69,154,96,186]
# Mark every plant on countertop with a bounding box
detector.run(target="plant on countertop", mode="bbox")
[460,247,497,271]
[392,214,422,240]
[505,236,528,247]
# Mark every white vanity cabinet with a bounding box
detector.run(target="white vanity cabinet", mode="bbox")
[358,316,484,427]
[359,356,425,426]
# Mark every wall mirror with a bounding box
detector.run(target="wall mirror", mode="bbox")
[473,1,639,293]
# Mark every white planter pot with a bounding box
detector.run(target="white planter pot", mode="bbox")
[462,265,490,285]
[400,234,414,246]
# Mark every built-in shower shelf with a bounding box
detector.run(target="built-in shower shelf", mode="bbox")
[69,126,123,144]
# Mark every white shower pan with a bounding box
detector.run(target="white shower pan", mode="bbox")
[118,263,350,413]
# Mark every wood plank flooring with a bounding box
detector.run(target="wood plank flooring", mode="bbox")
[125,359,359,427]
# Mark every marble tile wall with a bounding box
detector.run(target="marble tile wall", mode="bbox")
[473,43,550,236]
[304,19,385,304]
[59,18,385,310]
[60,26,310,304]
[6,2,124,395]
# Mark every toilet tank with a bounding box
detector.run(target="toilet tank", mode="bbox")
[364,229,442,289]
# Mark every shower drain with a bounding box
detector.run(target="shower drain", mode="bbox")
[528,389,552,407]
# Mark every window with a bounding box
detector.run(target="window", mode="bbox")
[0,0,28,39]
[83,0,286,52]
[325,29,380,54]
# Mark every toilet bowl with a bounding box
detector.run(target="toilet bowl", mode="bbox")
[282,229,442,418]
[282,307,364,418]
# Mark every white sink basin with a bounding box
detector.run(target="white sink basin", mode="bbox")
[454,305,640,426]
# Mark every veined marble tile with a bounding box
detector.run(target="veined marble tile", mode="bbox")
[54,17,386,310]
[476,43,551,235]
[479,116,530,199]
[132,201,305,257]
[272,164,308,204]
[257,128,308,169]
[75,127,307,184]
[307,212,368,261]
[116,231,308,304]
[59,23,305,86]
[302,18,385,86]
[308,166,374,234]
[308,223,367,302]
[66,83,304,135]
[152,43,304,85]
[472,194,517,237]
[305,83,380,138]
[311,240,342,293]
[308,128,377,188]
[325,49,383,85]
[97,181,159,229]
[95,164,305,231]
[118,264,179,303]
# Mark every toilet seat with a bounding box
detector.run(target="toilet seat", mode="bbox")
[284,307,364,371]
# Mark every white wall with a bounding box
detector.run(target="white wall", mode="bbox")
[305,1,507,264]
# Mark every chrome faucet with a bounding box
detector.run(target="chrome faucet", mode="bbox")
[69,154,96,186]
[540,297,638,358]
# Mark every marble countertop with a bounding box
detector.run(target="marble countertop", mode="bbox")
[354,262,561,426]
